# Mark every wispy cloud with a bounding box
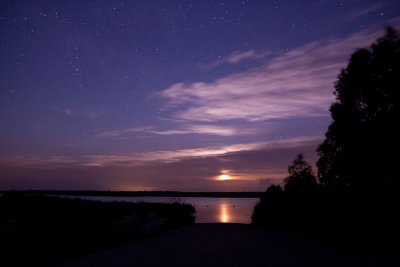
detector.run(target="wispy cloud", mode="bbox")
[55,107,74,117]
[200,50,271,69]
[346,2,391,21]
[184,124,259,136]
[0,136,321,168]
[226,50,268,64]
[160,28,384,122]
[0,136,322,191]
[97,126,153,137]
[55,107,105,119]
[150,124,260,136]
[98,124,259,137]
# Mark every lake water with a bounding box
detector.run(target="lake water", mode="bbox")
[60,196,260,224]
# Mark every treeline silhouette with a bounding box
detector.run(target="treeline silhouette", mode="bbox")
[252,27,400,259]
[0,193,195,266]
[0,190,262,198]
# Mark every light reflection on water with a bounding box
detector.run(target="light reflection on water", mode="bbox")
[188,198,259,224]
[57,195,259,224]
[219,203,230,223]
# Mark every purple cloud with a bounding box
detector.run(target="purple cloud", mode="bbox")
[346,2,392,21]
[160,28,383,122]
[0,136,321,168]
[97,126,154,137]
[0,136,321,191]
[200,50,271,69]
[55,107,105,119]
[98,124,260,138]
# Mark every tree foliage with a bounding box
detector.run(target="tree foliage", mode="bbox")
[317,27,400,197]
[252,154,318,230]
[251,184,284,227]
[284,153,317,193]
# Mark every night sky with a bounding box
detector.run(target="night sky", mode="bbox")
[1,1,399,191]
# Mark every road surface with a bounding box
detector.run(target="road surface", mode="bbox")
[63,223,398,266]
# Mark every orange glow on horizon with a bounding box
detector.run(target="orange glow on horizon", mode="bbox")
[218,173,231,181]
[216,169,233,181]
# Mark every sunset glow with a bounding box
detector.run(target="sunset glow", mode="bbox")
[218,174,231,181]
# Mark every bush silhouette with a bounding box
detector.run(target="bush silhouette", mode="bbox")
[252,184,284,227]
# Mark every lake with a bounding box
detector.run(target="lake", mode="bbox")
[60,196,260,224]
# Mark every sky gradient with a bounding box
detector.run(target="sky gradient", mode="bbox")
[1,0,400,191]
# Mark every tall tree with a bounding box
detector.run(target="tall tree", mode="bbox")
[317,27,400,197]
[284,153,317,194]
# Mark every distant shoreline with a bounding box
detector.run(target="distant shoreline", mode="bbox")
[0,190,263,198]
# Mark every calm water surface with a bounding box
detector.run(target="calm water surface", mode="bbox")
[62,196,259,224]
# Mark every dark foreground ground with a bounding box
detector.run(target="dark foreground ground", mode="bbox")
[63,223,398,267]
[0,194,195,266]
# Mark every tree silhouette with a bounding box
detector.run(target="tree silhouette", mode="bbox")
[284,153,317,194]
[317,27,400,198]
[251,184,284,227]
[280,154,319,232]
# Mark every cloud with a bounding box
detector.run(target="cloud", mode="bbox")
[98,124,259,137]
[0,136,321,191]
[346,2,391,21]
[227,50,271,64]
[159,28,384,122]
[0,136,321,168]
[55,107,105,119]
[81,109,105,119]
[200,50,271,69]
[85,138,296,167]
[97,126,153,137]
[87,138,284,166]
[149,124,260,136]
[55,107,74,117]
[184,124,259,136]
